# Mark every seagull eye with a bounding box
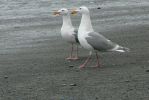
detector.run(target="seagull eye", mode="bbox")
[79,8,82,10]
[62,10,64,11]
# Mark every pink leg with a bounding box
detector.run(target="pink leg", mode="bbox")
[95,52,101,68]
[72,45,79,60]
[80,51,92,69]
[66,43,74,60]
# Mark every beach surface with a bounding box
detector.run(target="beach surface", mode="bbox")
[0,0,149,100]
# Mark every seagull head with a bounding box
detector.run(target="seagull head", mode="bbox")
[53,8,69,16]
[71,6,90,15]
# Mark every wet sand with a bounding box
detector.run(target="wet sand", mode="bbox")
[1,0,149,100]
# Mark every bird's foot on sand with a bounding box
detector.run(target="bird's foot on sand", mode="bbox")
[66,57,73,60]
[93,64,101,68]
[66,57,79,60]
[79,64,85,69]
[72,57,79,60]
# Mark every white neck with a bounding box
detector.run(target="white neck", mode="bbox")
[62,14,73,28]
[79,13,94,33]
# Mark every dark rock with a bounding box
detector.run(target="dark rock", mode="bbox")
[97,7,101,9]
[95,97,99,100]
[4,75,8,79]
[69,65,74,68]
[146,70,149,72]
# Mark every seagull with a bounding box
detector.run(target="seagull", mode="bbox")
[71,6,129,68]
[53,8,80,60]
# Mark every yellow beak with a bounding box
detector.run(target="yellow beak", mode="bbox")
[71,9,78,16]
[53,11,60,16]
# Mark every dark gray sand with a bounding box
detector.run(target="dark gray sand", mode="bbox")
[1,0,149,100]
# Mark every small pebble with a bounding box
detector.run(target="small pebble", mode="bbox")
[97,7,101,9]
[4,75,8,79]
[69,65,74,68]
[146,70,149,72]
[70,83,77,86]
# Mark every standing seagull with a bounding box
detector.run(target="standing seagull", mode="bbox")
[71,6,129,68]
[53,8,79,60]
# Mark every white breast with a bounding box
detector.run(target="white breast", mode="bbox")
[78,30,93,50]
[61,27,76,43]
[78,13,94,50]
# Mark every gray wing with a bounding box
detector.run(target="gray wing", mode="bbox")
[86,32,117,51]
[73,28,79,43]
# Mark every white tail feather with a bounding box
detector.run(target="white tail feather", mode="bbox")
[115,50,125,52]
[111,45,130,52]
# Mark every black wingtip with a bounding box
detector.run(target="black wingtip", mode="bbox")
[123,47,130,52]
